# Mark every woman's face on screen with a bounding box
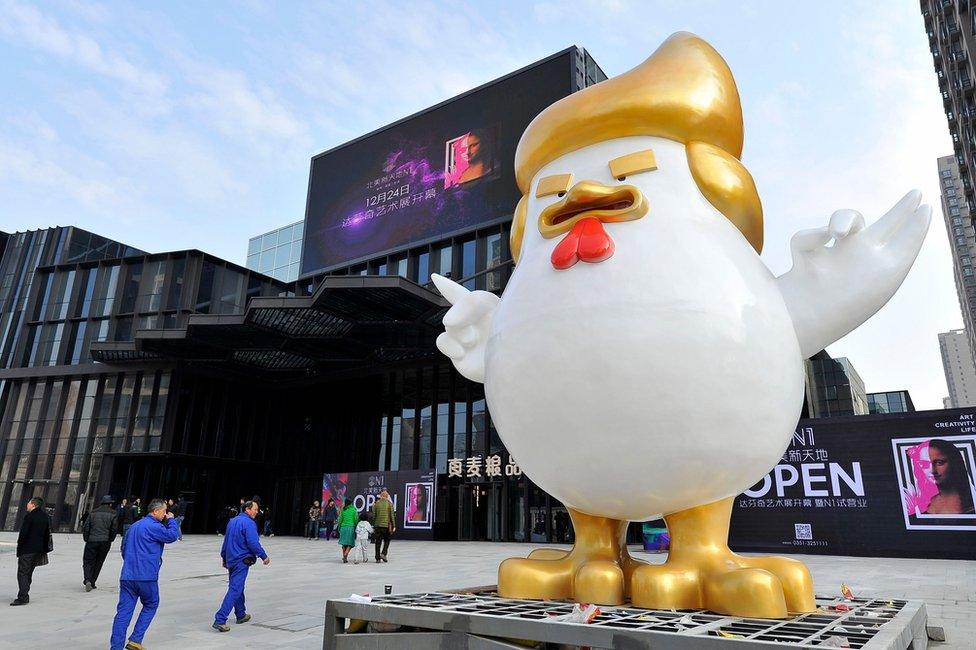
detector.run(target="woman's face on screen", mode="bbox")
[928,446,950,486]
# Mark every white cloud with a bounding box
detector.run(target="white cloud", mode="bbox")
[0,0,167,96]
[0,137,130,211]
[179,58,307,142]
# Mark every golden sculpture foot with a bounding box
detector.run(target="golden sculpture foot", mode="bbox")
[630,497,816,618]
[498,510,645,605]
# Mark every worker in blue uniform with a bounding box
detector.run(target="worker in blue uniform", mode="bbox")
[110,498,181,650]
[212,499,270,632]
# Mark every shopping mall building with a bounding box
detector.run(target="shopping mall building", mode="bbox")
[0,47,609,542]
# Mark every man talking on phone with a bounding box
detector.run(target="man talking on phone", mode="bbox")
[110,498,180,650]
[212,500,269,633]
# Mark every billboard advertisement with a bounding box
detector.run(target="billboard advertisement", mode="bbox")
[729,410,976,559]
[322,469,438,541]
[301,51,576,275]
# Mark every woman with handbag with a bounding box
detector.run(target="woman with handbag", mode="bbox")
[10,497,52,606]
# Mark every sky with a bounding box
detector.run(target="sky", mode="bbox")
[0,0,961,409]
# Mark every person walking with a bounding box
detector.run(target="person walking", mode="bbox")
[321,498,338,540]
[337,498,358,563]
[10,497,52,606]
[306,500,321,540]
[212,500,270,633]
[110,499,180,650]
[372,489,396,563]
[120,497,138,537]
[82,495,119,592]
[353,515,373,565]
[171,497,186,539]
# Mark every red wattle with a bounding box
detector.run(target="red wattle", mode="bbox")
[577,217,615,263]
[550,217,615,270]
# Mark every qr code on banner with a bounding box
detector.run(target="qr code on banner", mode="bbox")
[794,523,813,540]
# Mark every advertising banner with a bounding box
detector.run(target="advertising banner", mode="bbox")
[301,52,575,275]
[322,469,438,541]
[729,410,976,559]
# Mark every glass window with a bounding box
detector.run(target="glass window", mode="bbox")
[290,243,302,264]
[486,234,502,291]
[461,239,476,290]
[417,252,430,285]
[399,407,415,470]
[247,237,261,256]
[138,261,166,312]
[390,415,401,471]
[165,258,186,311]
[259,249,275,273]
[436,402,449,473]
[195,262,216,312]
[453,400,468,458]
[32,273,53,321]
[261,231,277,251]
[118,262,143,313]
[69,321,87,364]
[97,265,120,316]
[379,416,389,471]
[113,317,132,341]
[274,243,292,270]
[436,245,452,278]
[76,268,96,318]
[215,268,245,314]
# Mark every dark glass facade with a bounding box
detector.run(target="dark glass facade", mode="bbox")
[867,390,916,414]
[0,47,611,542]
[804,351,870,418]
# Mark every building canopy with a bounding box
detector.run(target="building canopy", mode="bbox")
[92,276,448,379]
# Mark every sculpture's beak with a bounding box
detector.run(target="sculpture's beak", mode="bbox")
[538,180,647,240]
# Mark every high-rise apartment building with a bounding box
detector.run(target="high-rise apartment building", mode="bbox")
[939,328,976,406]
[923,2,976,206]
[938,156,976,362]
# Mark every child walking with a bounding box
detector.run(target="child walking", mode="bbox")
[353,517,374,564]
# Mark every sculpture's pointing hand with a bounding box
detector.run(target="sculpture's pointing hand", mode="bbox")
[432,273,499,384]
[777,190,931,358]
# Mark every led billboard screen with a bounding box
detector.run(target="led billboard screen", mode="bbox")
[301,51,576,276]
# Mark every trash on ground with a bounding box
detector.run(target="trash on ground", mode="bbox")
[544,603,601,624]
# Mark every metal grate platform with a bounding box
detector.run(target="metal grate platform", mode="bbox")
[323,589,929,649]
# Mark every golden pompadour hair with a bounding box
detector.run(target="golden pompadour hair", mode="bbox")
[510,32,762,263]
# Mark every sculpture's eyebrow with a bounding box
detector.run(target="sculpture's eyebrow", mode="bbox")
[609,150,658,180]
[535,173,574,198]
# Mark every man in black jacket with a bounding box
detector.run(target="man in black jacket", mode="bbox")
[82,495,118,592]
[11,497,51,606]
[120,496,138,537]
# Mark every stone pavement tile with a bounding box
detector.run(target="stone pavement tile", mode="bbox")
[0,532,972,649]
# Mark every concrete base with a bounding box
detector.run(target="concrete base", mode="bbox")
[323,589,928,649]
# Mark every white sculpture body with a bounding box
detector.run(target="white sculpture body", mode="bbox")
[432,32,931,615]
[486,136,802,521]
[435,134,930,522]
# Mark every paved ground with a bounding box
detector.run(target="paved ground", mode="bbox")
[0,532,970,648]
